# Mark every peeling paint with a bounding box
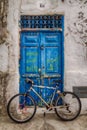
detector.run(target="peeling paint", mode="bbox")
[0,72,9,115]
[0,0,8,44]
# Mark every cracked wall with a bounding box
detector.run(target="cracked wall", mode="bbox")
[0,0,8,44]
[0,0,87,114]
[0,0,9,114]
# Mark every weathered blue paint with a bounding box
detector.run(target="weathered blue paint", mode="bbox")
[19,16,64,105]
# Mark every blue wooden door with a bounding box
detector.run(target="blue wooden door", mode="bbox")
[20,31,63,105]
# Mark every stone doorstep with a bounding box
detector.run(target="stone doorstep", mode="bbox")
[0,113,87,130]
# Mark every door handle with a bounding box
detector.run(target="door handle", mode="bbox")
[40,45,44,50]
[38,68,41,74]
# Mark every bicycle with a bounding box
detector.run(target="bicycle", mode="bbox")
[7,78,81,123]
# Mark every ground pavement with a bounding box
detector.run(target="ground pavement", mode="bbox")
[0,112,87,130]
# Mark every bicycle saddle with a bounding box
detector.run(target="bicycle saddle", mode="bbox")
[25,78,34,84]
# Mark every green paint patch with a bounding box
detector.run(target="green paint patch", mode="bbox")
[26,66,38,72]
[47,58,58,63]
[49,64,54,71]
[26,52,38,56]
[26,58,37,63]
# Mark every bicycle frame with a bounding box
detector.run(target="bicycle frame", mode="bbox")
[27,85,59,107]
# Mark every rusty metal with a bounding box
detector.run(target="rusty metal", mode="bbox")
[20,28,62,32]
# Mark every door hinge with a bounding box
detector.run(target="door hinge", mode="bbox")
[18,20,21,28]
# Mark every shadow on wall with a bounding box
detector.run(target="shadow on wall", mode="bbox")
[0,72,9,115]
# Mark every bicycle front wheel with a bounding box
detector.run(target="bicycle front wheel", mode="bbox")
[7,94,36,123]
[55,91,81,121]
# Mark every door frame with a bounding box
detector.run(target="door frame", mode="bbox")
[19,15,64,93]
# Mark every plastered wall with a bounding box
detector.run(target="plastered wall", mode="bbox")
[0,0,87,114]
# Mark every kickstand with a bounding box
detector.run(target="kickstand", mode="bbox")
[44,112,46,118]
[43,112,47,130]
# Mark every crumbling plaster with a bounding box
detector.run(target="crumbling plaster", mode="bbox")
[0,0,87,114]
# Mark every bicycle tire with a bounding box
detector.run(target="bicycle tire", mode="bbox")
[7,94,36,123]
[55,91,81,121]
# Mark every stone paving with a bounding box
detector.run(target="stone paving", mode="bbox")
[0,113,87,130]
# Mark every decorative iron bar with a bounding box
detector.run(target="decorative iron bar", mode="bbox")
[20,15,63,29]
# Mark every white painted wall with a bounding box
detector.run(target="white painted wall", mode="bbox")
[6,0,21,99]
[2,0,87,112]
[0,44,8,72]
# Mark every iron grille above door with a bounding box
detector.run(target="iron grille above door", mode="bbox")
[20,15,63,29]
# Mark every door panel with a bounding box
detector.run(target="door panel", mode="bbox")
[21,32,39,46]
[45,47,59,73]
[20,32,40,78]
[45,33,61,45]
[24,47,39,74]
[39,32,62,103]
[20,31,63,105]
[40,32,61,81]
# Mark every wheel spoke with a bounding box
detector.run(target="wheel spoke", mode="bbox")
[55,92,81,121]
[7,94,36,123]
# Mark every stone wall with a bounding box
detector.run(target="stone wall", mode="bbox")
[0,0,9,114]
[0,0,87,114]
[0,0,8,44]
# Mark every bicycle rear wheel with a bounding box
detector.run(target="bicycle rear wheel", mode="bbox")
[7,94,36,123]
[55,91,81,121]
